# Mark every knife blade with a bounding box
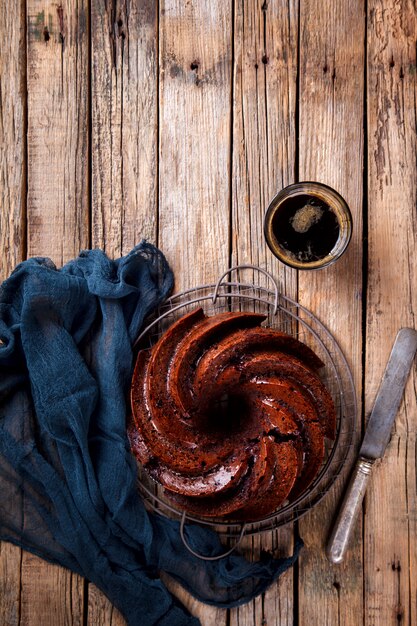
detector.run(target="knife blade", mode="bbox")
[360,327,417,459]
[326,327,417,564]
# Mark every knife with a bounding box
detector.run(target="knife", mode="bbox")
[326,327,417,564]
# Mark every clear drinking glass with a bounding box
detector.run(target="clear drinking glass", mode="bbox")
[264,182,353,270]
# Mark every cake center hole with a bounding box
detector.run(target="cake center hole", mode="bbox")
[203,392,251,435]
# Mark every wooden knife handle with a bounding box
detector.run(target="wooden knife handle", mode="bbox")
[326,457,374,564]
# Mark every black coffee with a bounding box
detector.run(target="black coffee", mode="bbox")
[272,194,340,262]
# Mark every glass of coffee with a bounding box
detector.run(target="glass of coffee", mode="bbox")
[264,182,352,270]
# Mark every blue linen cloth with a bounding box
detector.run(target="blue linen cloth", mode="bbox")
[0,242,302,625]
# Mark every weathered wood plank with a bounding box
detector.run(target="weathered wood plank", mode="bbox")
[365,2,417,625]
[89,1,159,623]
[20,556,84,626]
[230,529,295,626]
[87,583,124,626]
[0,542,21,626]
[26,0,89,263]
[297,1,365,625]
[157,1,232,623]
[0,0,26,620]
[158,0,232,289]
[91,0,158,256]
[0,0,26,277]
[231,0,298,281]
[23,0,89,623]
[230,0,298,624]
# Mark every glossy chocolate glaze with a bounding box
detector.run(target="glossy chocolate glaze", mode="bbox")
[129,307,336,521]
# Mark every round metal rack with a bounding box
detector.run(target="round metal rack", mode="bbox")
[133,265,357,555]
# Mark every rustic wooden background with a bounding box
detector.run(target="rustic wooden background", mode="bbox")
[1,0,416,625]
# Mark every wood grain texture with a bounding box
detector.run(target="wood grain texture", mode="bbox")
[230,530,295,626]
[0,543,21,626]
[26,0,89,264]
[0,0,26,624]
[158,0,232,290]
[20,556,85,626]
[91,0,158,256]
[365,2,417,625]
[22,0,89,623]
[87,583,124,626]
[231,0,298,283]
[230,1,298,624]
[161,574,225,626]
[0,0,26,278]
[297,1,365,625]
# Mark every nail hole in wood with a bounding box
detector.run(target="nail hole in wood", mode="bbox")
[190,61,199,71]
[43,26,50,42]
[323,64,328,73]
[262,54,269,65]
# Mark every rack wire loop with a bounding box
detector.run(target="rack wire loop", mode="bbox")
[180,513,247,561]
[212,265,279,315]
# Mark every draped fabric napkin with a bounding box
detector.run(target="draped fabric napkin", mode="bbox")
[0,242,302,626]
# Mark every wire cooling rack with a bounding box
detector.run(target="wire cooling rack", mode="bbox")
[132,266,357,555]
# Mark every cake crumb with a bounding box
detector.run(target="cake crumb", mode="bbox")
[290,203,324,234]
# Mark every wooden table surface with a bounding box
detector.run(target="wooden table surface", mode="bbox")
[1,1,416,625]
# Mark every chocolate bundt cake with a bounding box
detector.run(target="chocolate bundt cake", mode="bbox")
[129,307,336,521]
